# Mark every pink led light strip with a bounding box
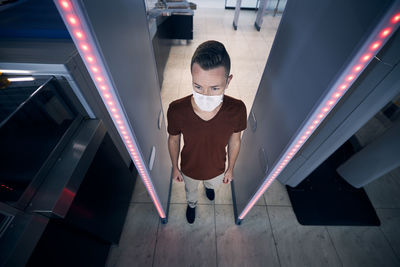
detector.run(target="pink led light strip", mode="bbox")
[238,7,400,220]
[54,0,166,218]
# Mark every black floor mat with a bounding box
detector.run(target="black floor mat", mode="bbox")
[286,140,380,226]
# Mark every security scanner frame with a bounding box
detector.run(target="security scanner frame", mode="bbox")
[233,0,286,30]
[51,0,173,223]
[231,0,400,225]
[254,0,268,31]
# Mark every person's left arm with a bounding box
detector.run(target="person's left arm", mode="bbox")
[224,132,242,184]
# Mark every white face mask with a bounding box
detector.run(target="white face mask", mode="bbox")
[192,90,224,112]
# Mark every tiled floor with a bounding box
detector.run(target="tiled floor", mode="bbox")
[106,2,400,267]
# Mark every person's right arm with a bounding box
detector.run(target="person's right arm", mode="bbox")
[168,134,183,182]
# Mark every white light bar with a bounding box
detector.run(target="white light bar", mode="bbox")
[0,69,32,74]
[53,0,166,219]
[238,6,400,220]
[7,77,35,82]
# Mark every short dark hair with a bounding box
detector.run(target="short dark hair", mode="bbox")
[191,40,231,77]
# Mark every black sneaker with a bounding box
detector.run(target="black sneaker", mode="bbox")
[205,187,215,201]
[186,205,195,224]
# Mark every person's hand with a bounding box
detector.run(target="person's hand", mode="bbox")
[223,169,234,184]
[172,167,183,182]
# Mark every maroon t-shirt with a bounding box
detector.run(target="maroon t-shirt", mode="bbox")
[167,95,247,180]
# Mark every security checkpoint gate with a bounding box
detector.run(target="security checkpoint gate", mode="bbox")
[51,0,400,225]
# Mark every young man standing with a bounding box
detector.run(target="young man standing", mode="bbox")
[167,40,247,224]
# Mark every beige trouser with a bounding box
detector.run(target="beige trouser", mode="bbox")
[182,172,224,208]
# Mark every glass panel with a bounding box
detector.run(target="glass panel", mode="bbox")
[0,78,77,202]
[0,77,49,124]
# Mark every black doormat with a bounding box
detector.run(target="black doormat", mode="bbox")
[286,139,380,226]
